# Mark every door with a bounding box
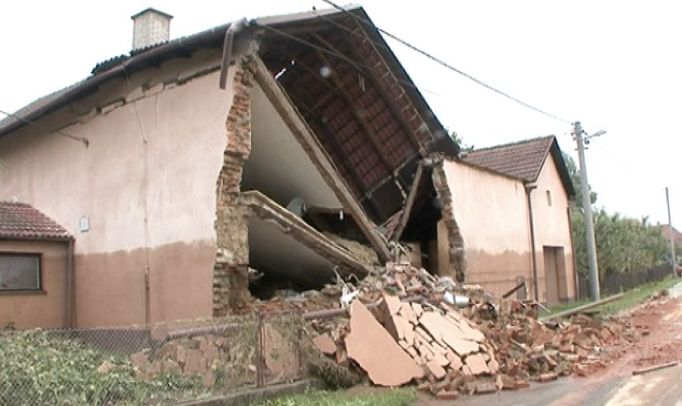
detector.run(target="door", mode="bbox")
[543,246,560,304]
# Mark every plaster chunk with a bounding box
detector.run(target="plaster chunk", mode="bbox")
[465,353,490,375]
[345,300,423,386]
[313,333,337,355]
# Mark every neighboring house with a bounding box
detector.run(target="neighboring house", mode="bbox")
[0,202,73,329]
[0,7,459,328]
[659,224,682,245]
[438,136,577,304]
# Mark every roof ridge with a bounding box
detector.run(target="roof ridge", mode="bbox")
[468,134,555,154]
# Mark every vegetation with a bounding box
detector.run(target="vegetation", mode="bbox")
[255,388,416,406]
[564,153,669,280]
[0,329,201,405]
[547,275,678,317]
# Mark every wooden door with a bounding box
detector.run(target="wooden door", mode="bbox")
[544,247,560,304]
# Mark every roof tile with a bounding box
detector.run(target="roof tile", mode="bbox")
[0,202,71,240]
[461,136,555,182]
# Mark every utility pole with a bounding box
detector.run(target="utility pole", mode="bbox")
[574,121,601,300]
[666,187,677,276]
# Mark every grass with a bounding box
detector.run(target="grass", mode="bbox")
[545,275,680,318]
[254,388,417,406]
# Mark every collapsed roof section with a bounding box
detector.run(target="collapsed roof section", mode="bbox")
[239,191,371,286]
[256,7,458,224]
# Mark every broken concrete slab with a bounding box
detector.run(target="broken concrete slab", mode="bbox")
[464,353,490,375]
[345,300,424,386]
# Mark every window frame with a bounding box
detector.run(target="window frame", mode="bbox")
[0,252,43,293]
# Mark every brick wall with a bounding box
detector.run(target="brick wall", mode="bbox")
[431,158,466,282]
[214,59,255,316]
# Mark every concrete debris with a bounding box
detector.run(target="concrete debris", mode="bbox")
[345,300,424,386]
[313,333,337,355]
[256,260,640,397]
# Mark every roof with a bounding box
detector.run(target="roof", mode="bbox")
[0,5,456,224]
[0,202,71,241]
[461,135,575,198]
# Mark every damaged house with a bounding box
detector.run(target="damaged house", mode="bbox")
[0,7,459,328]
[0,6,576,329]
[445,136,577,304]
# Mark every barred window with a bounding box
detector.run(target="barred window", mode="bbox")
[0,254,41,291]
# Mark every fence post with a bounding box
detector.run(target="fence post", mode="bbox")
[256,312,264,387]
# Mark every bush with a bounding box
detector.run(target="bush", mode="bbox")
[0,330,200,405]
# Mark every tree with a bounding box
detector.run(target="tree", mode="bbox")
[563,153,667,279]
[450,131,474,153]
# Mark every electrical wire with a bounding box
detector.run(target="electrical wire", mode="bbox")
[317,0,571,124]
[259,24,444,98]
[0,109,89,146]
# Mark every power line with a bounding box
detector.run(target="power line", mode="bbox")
[259,24,443,98]
[0,109,89,146]
[317,0,571,124]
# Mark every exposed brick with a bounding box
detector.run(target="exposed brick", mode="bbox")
[213,58,256,316]
[431,159,466,282]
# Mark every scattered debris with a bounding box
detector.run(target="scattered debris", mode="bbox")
[632,361,678,376]
[253,260,641,397]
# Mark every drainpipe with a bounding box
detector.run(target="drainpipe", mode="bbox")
[566,207,579,300]
[525,183,539,301]
[65,238,75,328]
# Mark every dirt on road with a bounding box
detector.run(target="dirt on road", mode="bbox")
[419,286,682,406]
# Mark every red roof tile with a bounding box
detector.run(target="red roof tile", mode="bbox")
[461,136,555,182]
[0,202,71,240]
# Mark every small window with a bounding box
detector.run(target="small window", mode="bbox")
[0,254,41,291]
[546,190,552,207]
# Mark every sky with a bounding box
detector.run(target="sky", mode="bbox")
[1,1,680,227]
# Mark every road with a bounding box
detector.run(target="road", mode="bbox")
[425,281,682,406]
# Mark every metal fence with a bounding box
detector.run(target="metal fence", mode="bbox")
[577,264,673,299]
[0,311,307,405]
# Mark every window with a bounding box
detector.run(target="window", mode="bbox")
[0,254,41,291]
[546,190,552,207]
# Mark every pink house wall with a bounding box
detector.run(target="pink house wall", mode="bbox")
[0,52,237,326]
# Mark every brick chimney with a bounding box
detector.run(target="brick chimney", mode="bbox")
[131,8,173,51]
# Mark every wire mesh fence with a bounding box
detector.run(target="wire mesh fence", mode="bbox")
[0,311,307,405]
[577,264,673,299]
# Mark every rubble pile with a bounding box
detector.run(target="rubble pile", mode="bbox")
[467,301,640,386]
[301,262,640,398]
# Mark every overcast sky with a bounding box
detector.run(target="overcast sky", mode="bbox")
[1,1,680,227]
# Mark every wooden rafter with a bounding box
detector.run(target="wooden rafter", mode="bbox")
[252,56,391,262]
[309,43,395,173]
[312,31,425,154]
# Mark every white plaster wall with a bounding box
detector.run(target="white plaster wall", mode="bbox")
[243,85,342,209]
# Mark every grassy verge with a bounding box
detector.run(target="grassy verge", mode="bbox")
[545,276,679,318]
[254,388,416,406]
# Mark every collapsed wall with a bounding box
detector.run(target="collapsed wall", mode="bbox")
[214,59,255,316]
[431,158,467,282]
